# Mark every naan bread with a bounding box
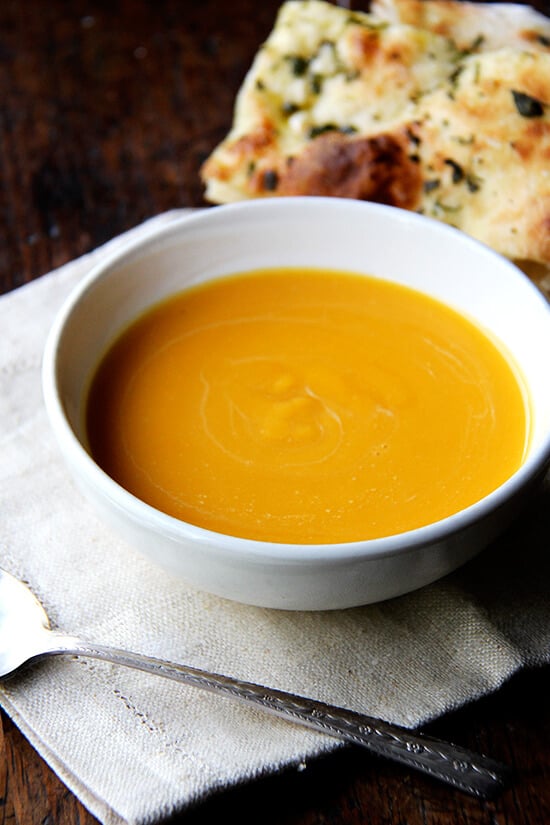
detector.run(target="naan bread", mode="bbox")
[371,0,550,52]
[201,0,550,267]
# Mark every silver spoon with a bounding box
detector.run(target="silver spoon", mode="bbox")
[0,567,510,798]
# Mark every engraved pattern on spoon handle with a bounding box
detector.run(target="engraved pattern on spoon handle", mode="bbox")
[48,637,510,799]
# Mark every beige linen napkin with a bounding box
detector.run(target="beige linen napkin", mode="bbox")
[1,210,550,825]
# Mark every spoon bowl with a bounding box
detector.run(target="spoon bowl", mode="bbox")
[0,567,510,798]
[0,569,54,676]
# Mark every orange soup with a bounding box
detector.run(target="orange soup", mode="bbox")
[86,268,529,544]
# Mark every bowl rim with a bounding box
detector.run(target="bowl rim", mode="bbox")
[42,197,550,565]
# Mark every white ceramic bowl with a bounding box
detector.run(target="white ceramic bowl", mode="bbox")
[42,198,550,610]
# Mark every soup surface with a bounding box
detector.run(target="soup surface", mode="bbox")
[86,268,529,543]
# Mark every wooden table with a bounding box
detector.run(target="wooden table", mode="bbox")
[1,1,549,822]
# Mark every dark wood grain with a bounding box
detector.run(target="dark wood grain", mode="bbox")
[1,0,549,823]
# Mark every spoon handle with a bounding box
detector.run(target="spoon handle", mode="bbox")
[45,634,510,798]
